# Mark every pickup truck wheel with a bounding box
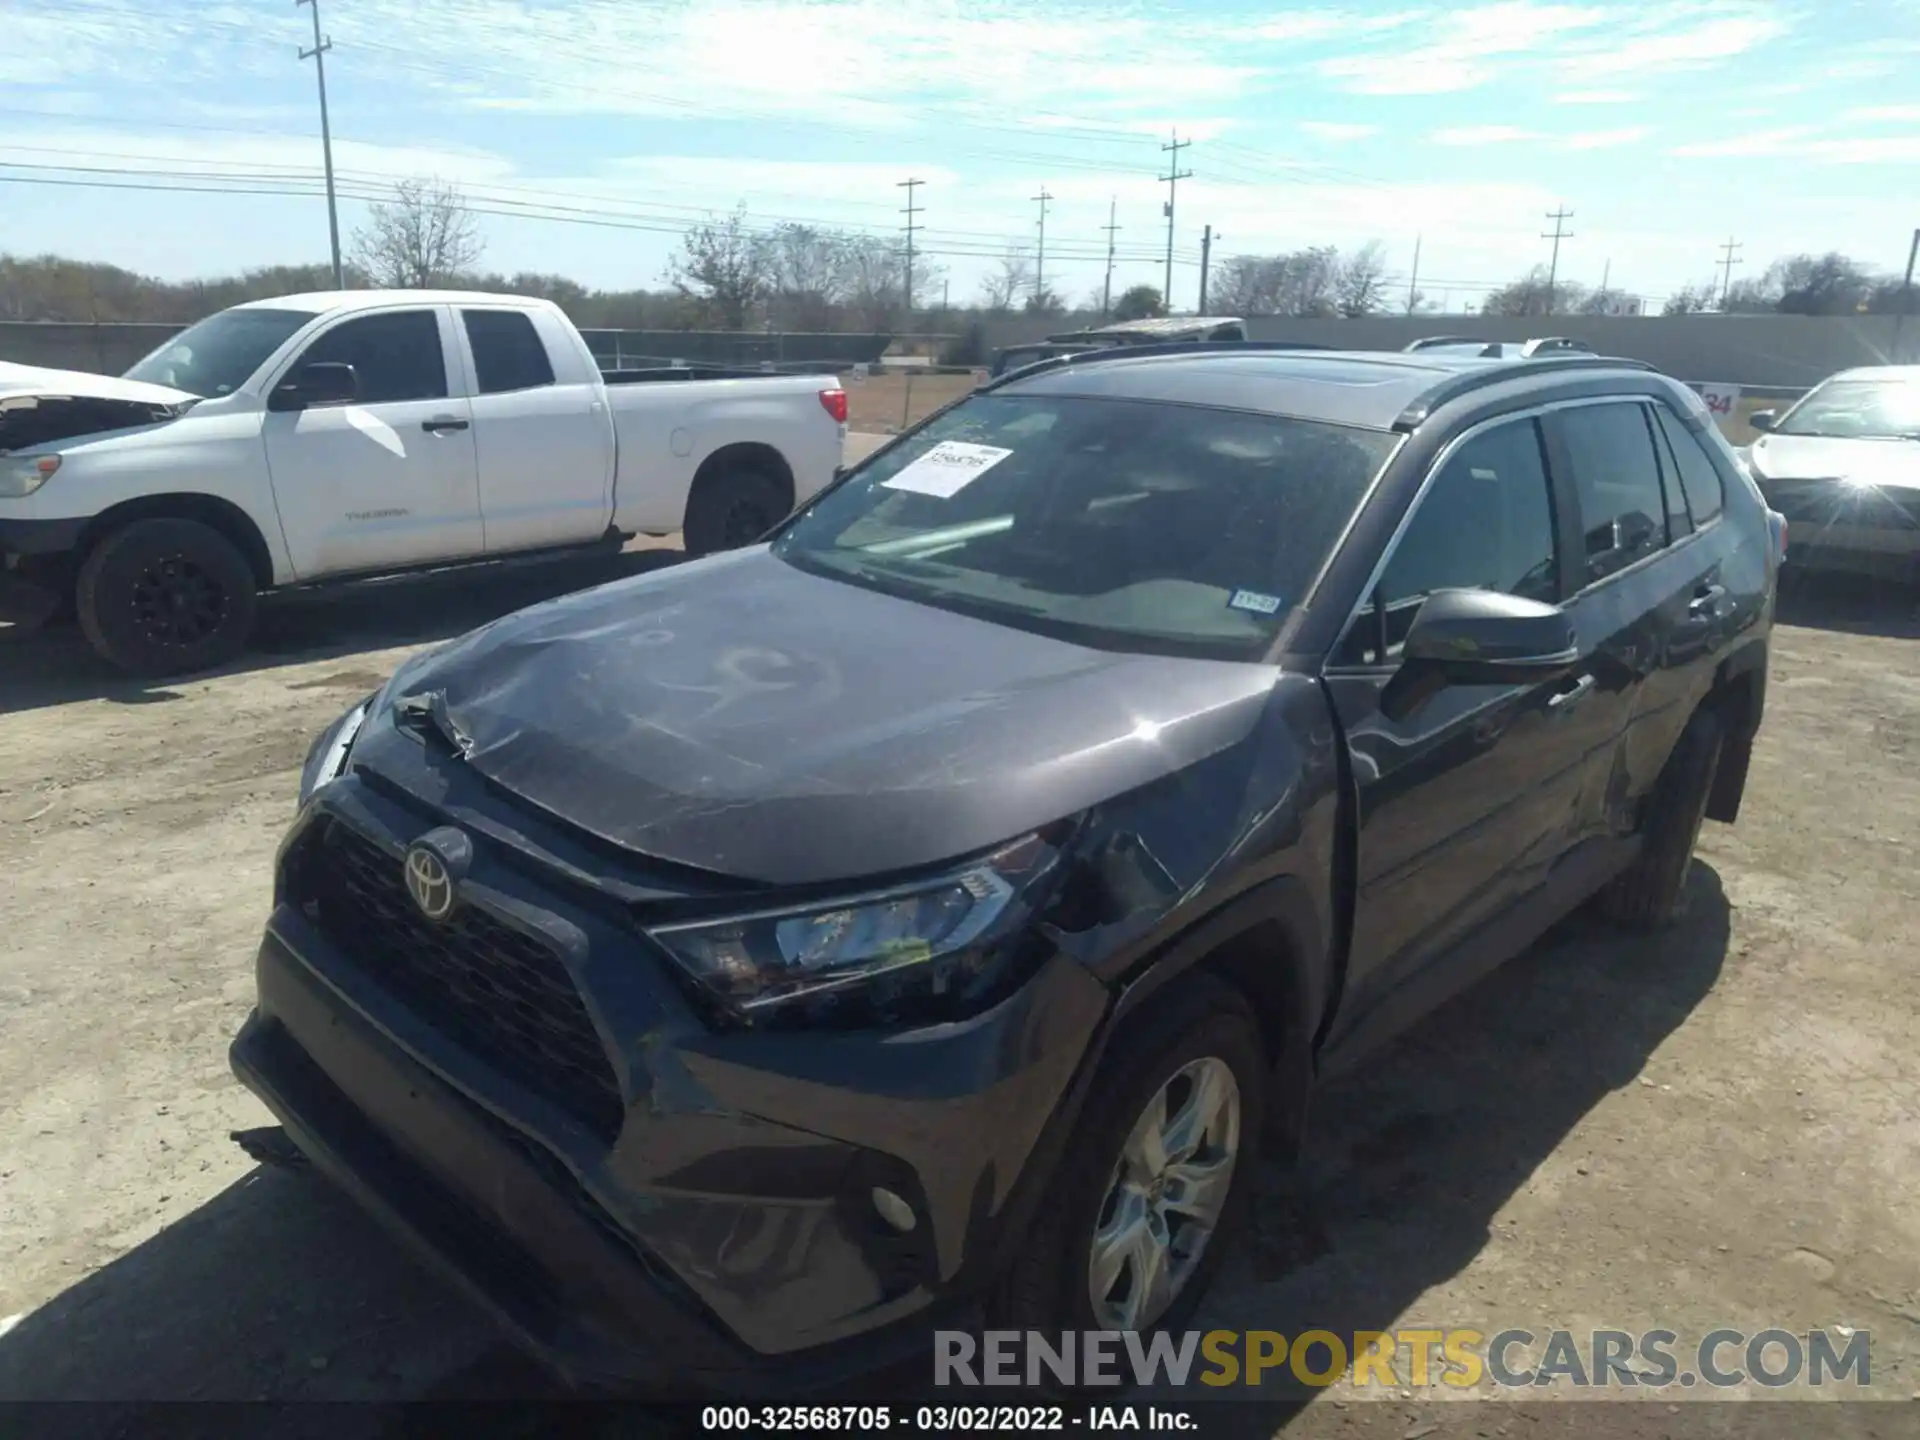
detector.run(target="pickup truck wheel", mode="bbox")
[76,518,257,677]
[682,462,787,558]
[1597,705,1724,929]
[998,975,1265,1344]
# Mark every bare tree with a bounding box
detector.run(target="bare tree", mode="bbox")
[1481,266,1589,318]
[1210,247,1344,316]
[350,177,484,288]
[1336,242,1390,317]
[1662,281,1718,315]
[667,206,773,329]
[764,224,850,330]
[979,248,1034,313]
[840,234,905,331]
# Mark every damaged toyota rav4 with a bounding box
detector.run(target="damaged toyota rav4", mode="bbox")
[232,343,1779,1393]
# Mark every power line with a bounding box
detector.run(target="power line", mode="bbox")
[1160,130,1193,307]
[1032,187,1053,302]
[1101,198,1120,319]
[294,0,343,289]
[1541,205,1574,316]
[897,176,923,325]
[1717,236,1743,309]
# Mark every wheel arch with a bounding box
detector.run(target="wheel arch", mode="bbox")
[78,493,276,590]
[687,441,796,519]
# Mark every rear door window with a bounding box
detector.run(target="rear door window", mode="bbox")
[462,310,557,394]
[1556,401,1670,585]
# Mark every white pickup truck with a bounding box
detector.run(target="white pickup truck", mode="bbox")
[0,290,848,674]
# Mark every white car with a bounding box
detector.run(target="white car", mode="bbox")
[1741,365,1920,575]
[0,290,847,673]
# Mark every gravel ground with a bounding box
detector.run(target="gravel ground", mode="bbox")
[1,469,1916,1434]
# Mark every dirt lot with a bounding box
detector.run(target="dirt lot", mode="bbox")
[1,500,1917,1432]
[840,370,977,433]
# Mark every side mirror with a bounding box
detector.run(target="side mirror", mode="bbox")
[1748,410,1777,433]
[1382,589,1580,720]
[271,360,360,412]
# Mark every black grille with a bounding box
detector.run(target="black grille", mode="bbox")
[300,819,626,1144]
[1763,479,1920,531]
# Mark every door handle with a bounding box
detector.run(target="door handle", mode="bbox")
[1688,582,1727,615]
[422,417,470,433]
[1548,673,1596,711]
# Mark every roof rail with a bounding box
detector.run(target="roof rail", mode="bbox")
[979,338,1335,390]
[1403,335,1494,352]
[1518,336,1595,358]
[1393,354,1660,431]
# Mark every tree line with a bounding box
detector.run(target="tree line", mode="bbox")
[1,176,1911,329]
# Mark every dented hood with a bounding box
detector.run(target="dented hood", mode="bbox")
[0,361,197,409]
[361,548,1281,886]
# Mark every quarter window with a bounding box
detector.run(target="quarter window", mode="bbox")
[1337,417,1559,666]
[1557,402,1669,584]
[462,309,556,394]
[292,310,447,404]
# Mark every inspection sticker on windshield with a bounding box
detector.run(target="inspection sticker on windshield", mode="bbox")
[1229,589,1283,615]
[882,441,1014,498]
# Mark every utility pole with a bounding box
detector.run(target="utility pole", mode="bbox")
[1892,227,1920,363]
[1600,258,1611,294]
[1100,198,1120,319]
[1540,205,1574,315]
[1031,187,1053,306]
[1198,225,1214,313]
[1406,234,1422,315]
[1160,130,1193,309]
[1716,236,1743,311]
[897,177,923,330]
[296,0,344,289]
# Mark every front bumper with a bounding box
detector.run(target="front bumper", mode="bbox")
[1758,478,1920,569]
[0,516,84,626]
[229,778,1109,1392]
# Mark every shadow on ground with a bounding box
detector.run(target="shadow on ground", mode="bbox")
[0,868,1733,1437]
[0,545,681,717]
[1775,565,1920,640]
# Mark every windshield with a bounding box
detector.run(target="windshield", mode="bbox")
[123,308,314,398]
[1775,374,1920,439]
[772,393,1398,660]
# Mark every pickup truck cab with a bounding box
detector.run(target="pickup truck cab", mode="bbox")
[232,342,1782,1392]
[0,291,847,674]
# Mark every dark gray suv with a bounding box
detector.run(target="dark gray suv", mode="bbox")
[234,342,1782,1393]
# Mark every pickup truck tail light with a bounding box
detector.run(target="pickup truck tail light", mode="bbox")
[818,387,849,424]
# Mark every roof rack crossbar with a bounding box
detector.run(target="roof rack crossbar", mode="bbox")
[1393,354,1659,430]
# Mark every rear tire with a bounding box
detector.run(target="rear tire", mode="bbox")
[76,518,257,677]
[997,975,1266,1351]
[1597,705,1724,929]
[682,460,788,558]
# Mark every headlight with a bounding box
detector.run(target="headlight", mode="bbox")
[298,698,371,807]
[645,832,1065,1025]
[0,454,60,498]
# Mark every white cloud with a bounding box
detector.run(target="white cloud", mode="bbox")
[1299,121,1381,141]
[1558,14,1788,79]
[1556,88,1640,103]
[1255,9,1428,41]
[1560,126,1652,148]
[1431,124,1540,144]
[1846,105,1920,123]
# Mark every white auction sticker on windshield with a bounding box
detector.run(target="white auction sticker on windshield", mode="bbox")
[881,441,1014,498]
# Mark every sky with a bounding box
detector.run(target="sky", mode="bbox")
[3,0,1919,314]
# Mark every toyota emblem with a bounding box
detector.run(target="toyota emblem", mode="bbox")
[404,843,456,921]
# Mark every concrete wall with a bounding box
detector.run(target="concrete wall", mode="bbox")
[974,313,1914,389]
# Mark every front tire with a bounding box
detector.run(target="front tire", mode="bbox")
[682,460,788,558]
[999,975,1266,1342]
[1597,705,1724,929]
[76,518,257,677]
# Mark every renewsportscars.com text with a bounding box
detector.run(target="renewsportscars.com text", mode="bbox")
[934,1328,1872,1391]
